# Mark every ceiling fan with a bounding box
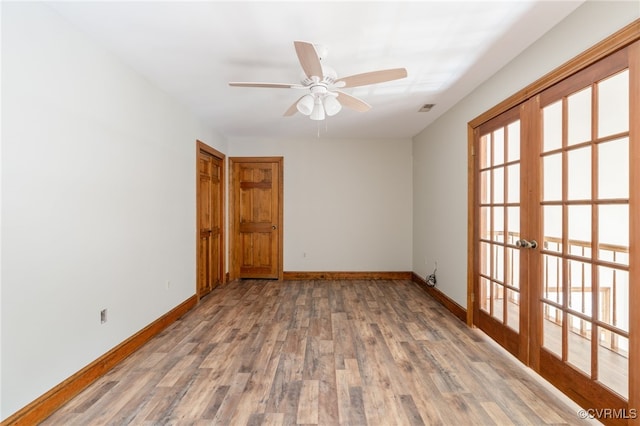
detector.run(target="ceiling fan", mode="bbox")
[229,41,407,120]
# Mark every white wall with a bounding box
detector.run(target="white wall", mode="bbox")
[229,137,413,272]
[412,0,639,307]
[0,3,225,419]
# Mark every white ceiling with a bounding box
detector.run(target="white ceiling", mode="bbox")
[47,1,584,140]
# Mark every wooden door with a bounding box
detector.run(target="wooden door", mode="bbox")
[197,141,225,298]
[473,40,639,424]
[230,157,283,280]
[531,44,637,420]
[474,105,529,363]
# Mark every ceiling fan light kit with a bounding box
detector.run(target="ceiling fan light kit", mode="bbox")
[323,94,342,116]
[296,91,341,120]
[229,41,407,121]
[296,94,314,115]
[310,98,325,121]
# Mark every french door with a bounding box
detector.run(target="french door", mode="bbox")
[473,40,638,422]
[474,105,529,363]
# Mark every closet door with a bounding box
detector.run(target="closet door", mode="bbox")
[197,142,225,298]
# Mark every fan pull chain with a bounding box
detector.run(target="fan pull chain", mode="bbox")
[315,117,328,138]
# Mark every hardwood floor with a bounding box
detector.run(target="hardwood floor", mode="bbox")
[42,280,592,425]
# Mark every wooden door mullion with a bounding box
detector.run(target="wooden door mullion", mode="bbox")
[591,81,600,382]
[489,131,495,319]
[560,95,569,364]
[523,96,540,369]
[627,39,639,425]
[502,126,509,328]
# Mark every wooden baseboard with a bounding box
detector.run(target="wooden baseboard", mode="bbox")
[411,272,467,323]
[2,296,198,426]
[283,271,413,281]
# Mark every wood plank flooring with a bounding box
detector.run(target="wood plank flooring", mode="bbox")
[41,280,592,425]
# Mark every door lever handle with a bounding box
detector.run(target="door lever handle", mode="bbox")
[516,239,537,249]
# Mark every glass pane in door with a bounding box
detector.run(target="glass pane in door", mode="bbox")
[542,154,562,201]
[598,138,629,199]
[480,170,492,203]
[567,313,591,375]
[506,289,520,332]
[567,260,591,316]
[567,205,591,258]
[507,121,520,161]
[543,100,562,151]
[598,267,629,333]
[567,87,592,146]
[598,70,628,138]
[480,277,491,313]
[542,304,563,357]
[493,168,504,204]
[505,247,519,288]
[493,129,505,165]
[493,245,504,283]
[598,331,628,398]
[567,147,591,200]
[542,254,563,304]
[598,204,629,265]
[493,206,504,242]
[492,281,505,322]
[507,207,519,245]
[507,164,519,201]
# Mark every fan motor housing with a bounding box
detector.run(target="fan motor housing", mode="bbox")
[309,85,328,95]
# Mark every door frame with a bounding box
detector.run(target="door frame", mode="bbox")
[467,21,639,420]
[229,156,284,281]
[196,140,226,299]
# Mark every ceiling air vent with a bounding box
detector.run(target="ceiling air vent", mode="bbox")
[419,104,435,112]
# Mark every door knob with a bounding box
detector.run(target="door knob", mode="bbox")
[516,239,537,249]
[272,225,277,230]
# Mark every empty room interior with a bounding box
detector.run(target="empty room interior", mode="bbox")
[2,1,639,425]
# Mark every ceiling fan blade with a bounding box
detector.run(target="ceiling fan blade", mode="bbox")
[294,41,323,80]
[336,91,371,112]
[284,96,305,116]
[229,82,305,89]
[336,68,407,88]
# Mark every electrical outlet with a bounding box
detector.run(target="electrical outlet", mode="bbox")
[427,273,437,287]
[100,309,107,324]
[427,261,438,287]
